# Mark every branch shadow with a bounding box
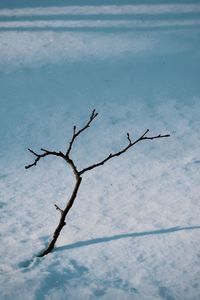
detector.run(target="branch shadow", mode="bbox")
[56,225,200,252]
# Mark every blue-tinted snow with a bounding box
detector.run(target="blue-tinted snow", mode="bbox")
[0,1,200,299]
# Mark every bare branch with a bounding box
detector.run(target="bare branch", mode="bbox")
[79,130,170,175]
[54,204,63,214]
[25,148,64,169]
[25,109,170,257]
[66,109,98,156]
[127,133,132,145]
[142,133,170,140]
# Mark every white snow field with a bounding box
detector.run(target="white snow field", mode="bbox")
[0,1,200,299]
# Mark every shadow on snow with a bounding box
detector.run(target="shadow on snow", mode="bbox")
[56,225,200,252]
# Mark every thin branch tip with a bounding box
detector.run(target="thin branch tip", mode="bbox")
[127,132,132,144]
[54,204,63,214]
[40,148,49,153]
[28,148,38,156]
[91,109,98,119]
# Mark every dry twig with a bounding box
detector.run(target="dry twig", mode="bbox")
[25,109,170,256]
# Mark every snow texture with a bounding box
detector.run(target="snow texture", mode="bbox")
[0,1,200,299]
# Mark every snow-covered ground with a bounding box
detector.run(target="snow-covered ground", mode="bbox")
[0,1,200,299]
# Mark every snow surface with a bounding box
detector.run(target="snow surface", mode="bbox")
[0,1,200,299]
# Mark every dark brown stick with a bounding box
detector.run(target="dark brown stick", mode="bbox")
[38,176,82,257]
[25,110,170,257]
